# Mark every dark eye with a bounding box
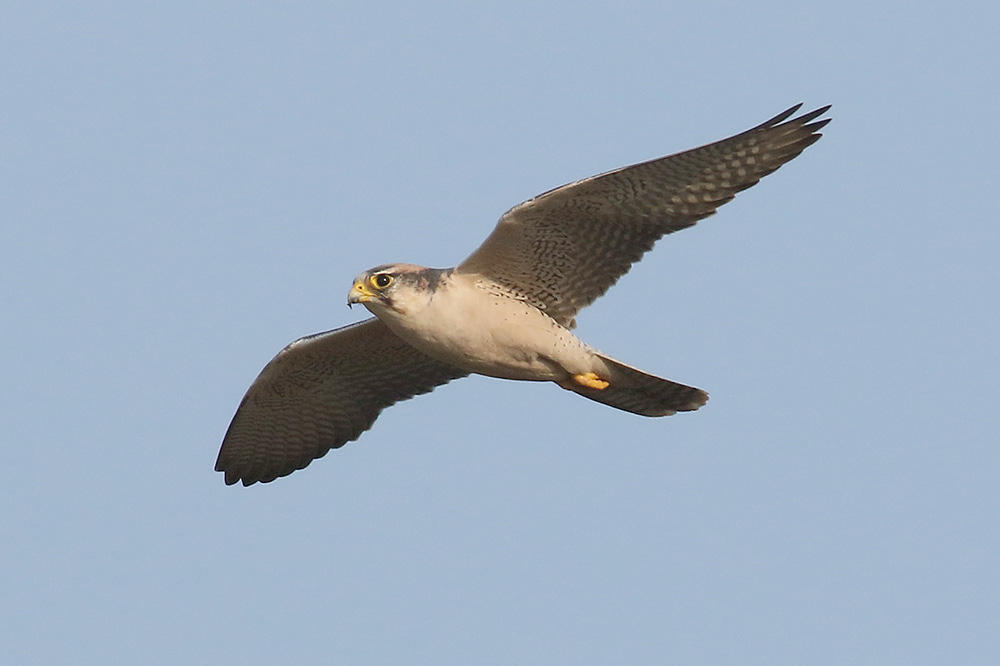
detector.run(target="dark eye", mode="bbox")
[373,273,393,289]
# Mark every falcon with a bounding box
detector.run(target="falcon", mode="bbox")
[216,103,830,485]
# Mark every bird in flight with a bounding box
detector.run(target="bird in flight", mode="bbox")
[216,103,831,485]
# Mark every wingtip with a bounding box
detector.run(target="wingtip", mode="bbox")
[216,467,263,486]
[765,103,833,131]
[766,103,804,126]
[796,104,833,125]
[221,466,244,486]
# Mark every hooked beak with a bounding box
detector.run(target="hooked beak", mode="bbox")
[347,282,375,308]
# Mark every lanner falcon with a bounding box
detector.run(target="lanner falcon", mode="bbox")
[216,104,830,485]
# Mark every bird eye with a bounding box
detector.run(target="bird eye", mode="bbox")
[372,273,393,289]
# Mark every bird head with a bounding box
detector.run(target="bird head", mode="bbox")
[348,263,445,316]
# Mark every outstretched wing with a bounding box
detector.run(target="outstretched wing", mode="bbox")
[456,104,830,328]
[216,318,468,486]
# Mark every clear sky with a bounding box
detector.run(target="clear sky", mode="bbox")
[2,2,998,664]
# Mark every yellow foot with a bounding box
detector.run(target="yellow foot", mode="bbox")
[571,372,610,390]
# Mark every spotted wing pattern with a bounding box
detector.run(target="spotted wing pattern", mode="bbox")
[457,104,830,328]
[216,318,468,485]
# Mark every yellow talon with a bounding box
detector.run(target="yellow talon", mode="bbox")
[573,372,609,390]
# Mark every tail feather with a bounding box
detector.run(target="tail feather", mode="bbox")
[563,354,709,417]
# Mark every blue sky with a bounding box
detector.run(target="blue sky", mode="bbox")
[2,2,998,664]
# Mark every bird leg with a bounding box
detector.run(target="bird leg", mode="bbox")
[562,372,610,390]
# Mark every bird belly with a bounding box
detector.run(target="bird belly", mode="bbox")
[379,290,595,381]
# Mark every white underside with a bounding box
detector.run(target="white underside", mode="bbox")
[367,273,603,381]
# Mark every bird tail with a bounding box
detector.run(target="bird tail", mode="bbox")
[562,354,709,417]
